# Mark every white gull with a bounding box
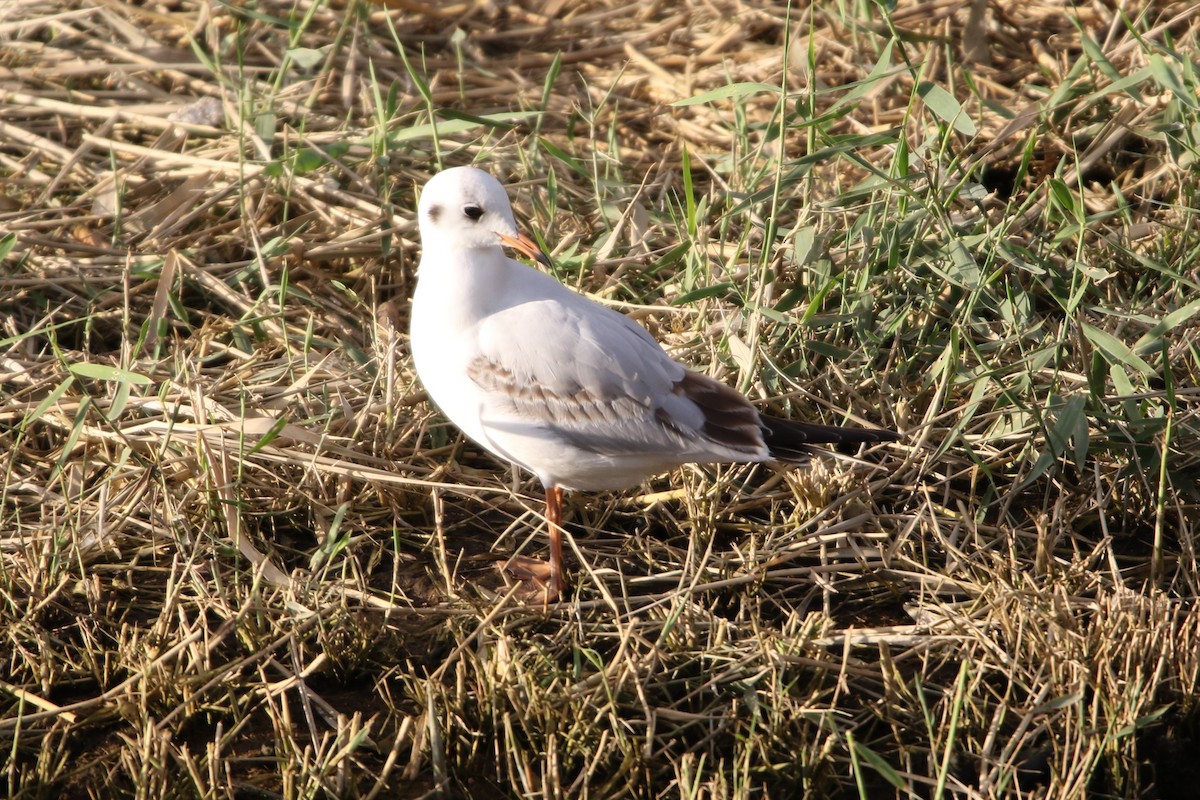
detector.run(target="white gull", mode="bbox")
[410,166,898,599]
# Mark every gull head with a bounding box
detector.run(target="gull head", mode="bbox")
[417,166,551,267]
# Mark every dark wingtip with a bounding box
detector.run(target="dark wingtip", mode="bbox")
[761,414,900,459]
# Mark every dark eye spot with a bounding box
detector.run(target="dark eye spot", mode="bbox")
[427,204,441,223]
[463,204,484,221]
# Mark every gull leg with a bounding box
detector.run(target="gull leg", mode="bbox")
[501,484,566,603]
[546,485,565,596]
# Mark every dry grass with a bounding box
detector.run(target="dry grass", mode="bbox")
[2,0,1200,797]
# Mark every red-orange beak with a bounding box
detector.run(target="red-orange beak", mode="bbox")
[498,231,553,269]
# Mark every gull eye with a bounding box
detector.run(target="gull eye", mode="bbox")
[463,204,484,221]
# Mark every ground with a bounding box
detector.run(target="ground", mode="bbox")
[2,0,1200,797]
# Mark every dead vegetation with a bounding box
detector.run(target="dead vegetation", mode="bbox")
[2,0,1199,797]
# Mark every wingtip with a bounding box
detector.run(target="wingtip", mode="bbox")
[761,414,901,459]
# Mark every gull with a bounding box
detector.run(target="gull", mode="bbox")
[410,166,898,600]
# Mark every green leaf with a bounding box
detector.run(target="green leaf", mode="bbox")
[1054,393,1090,468]
[0,232,16,261]
[390,111,540,146]
[254,111,276,145]
[672,82,779,107]
[291,148,325,174]
[539,52,562,115]
[286,46,326,70]
[754,307,792,325]
[1019,446,1061,491]
[1113,704,1174,738]
[67,363,154,385]
[23,377,75,428]
[799,275,840,322]
[1075,260,1115,283]
[1080,66,1151,107]
[681,144,696,238]
[946,240,982,290]
[1035,692,1085,713]
[1082,322,1156,376]
[108,379,132,421]
[917,81,977,135]
[385,80,401,118]
[1014,394,1090,491]
[51,396,91,482]
[672,282,735,305]
[539,138,587,177]
[1047,178,1082,219]
[805,340,853,360]
[650,242,689,274]
[793,130,902,168]
[437,108,520,130]
[851,739,906,790]
[396,44,432,106]
[1079,33,1121,83]
[933,373,992,460]
[1149,54,1197,109]
[791,226,816,265]
[829,40,900,112]
[1133,297,1200,355]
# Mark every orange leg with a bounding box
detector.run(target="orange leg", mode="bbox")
[546,485,565,596]
[502,485,567,602]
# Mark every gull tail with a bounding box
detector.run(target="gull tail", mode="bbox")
[760,414,901,462]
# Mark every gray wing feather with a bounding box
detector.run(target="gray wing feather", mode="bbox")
[469,295,762,459]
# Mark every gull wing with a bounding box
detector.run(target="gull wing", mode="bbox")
[468,292,767,461]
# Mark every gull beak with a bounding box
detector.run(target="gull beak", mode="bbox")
[498,231,554,269]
